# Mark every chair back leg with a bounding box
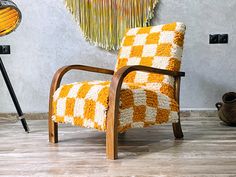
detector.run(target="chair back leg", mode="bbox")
[172,113,183,139]
[172,77,184,139]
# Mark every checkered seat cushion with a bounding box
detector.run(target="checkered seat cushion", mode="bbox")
[52,22,186,132]
[52,81,179,132]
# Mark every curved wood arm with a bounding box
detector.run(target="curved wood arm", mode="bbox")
[49,64,114,99]
[108,65,185,113]
[49,64,114,108]
[50,65,114,95]
[108,65,185,121]
[48,65,114,143]
[49,64,114,107]
[106,65,185,159]
[107,65,185,123]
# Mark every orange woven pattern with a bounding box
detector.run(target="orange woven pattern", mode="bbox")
[52,81,179,132]
[53,81,110,131]
[115,22,186,99]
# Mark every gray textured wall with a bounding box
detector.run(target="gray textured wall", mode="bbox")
[0,0,235,113]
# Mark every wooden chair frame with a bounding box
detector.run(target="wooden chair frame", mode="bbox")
[48,64,185,160]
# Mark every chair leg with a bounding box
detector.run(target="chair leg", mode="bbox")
[48,79,59,143]
[106,126,118,160]
[118,132,126,138]
[48,115,58,143]
[172,116,184,139]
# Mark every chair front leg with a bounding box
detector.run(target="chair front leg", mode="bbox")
[48,95,58,143]
[48,69,64,144]
[106,95,118,160]
[48,118,58,143]
[106,121,118,160]
[106,75,122,160]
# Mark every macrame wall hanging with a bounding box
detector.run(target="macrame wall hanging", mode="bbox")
[65,0,159,50]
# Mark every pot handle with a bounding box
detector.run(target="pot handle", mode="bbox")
[215,102,223,110]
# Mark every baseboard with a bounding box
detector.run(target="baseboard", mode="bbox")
[0,110,218,120]
[0,113,48,120]
[180,109,217,117]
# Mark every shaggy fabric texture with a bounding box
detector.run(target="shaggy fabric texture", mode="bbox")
[52,22,186,132]
[115,22,186,99]
[53,81,179,132]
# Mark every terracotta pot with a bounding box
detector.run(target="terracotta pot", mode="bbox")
[216,92,236,125]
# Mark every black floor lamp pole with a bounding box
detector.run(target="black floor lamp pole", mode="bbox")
[0,57,29,132]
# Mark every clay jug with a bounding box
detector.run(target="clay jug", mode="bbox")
[216,92,236,125]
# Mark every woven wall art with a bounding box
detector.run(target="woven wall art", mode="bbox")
[65,0,159,50]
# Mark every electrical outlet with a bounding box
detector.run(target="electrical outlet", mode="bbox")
[0,45,10,54]
[218,34,228,44]
[209,34,219,44]
[209,34,228,44]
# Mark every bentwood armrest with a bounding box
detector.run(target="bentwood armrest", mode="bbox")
[50,64,114,95]
[106,65,185,159]
[108,65,185,106]
[108,65,185,108]
[49,64,114,143]
[109,65,185,110]
[52,64,114,83]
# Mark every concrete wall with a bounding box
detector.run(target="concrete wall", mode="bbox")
[0,0,236,113]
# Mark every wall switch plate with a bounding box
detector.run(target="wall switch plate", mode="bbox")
[209,34,228,44]
[0,45,11,54]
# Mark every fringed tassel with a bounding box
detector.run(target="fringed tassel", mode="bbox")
[64,0,158,50]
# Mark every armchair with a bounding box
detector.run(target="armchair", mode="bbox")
[49,22,186,160]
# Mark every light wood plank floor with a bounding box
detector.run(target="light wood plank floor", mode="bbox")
[0,117,236,177]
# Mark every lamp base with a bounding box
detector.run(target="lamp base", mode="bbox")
[0,56,30,132]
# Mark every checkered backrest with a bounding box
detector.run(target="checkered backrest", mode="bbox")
[115,22,186,87]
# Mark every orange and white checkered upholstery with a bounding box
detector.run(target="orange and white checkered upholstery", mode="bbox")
[52,81,179,132]
[115,22,186,98]
[52,22,186,132]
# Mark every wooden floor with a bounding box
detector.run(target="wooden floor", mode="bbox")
[0,117,236,177]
